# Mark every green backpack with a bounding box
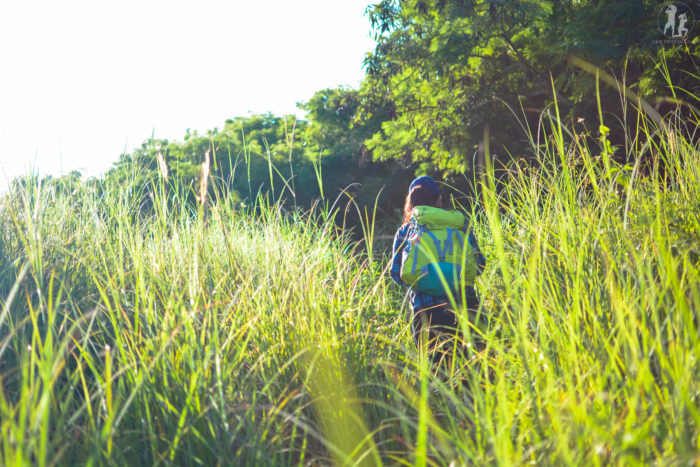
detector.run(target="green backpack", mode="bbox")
[400,206,477,296]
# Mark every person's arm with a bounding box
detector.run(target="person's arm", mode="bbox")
[390,226,408,286]
[468,231,486,276]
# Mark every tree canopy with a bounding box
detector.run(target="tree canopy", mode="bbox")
[79,0,698,219]
[358,0,698,174]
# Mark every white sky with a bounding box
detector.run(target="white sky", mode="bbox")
[0,0,375,185]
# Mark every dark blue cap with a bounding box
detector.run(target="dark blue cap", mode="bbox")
[409,176,440,196]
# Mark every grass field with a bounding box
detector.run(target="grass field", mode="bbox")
[1,104,699,465]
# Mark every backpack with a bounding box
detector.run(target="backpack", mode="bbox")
[400,206,477,297]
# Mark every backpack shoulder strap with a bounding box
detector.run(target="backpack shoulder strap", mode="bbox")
[409,224,423,274]
[422,228,449,262]
[454,229,465,248]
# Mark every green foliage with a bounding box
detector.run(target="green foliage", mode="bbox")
[1,99,699,465]
[359,0,699,175]
[4,6,699,461]
[0,176,387,464]
[301,87,414,218]
[98,0,697,222]
[104,114,312,210]
[104,98,415,228]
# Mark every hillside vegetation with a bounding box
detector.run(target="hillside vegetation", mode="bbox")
[1,102,699,465]
[71,1,697,223]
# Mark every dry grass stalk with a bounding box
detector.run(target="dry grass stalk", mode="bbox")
[199,150,211,208]
[156,149,169,181]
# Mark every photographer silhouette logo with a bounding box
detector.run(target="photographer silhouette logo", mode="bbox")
[659,2,694,39]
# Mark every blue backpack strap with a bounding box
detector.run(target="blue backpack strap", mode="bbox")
[454,230,466,264]
[445,228,454,257]
[454,229,464,248]
[424,229,448,262]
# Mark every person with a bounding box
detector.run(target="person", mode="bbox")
[390,176,486,364]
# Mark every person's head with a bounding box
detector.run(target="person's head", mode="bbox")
[403,176,442,223]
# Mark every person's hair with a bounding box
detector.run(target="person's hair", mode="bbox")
[403,184,441,223]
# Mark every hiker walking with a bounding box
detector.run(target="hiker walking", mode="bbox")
[390,176,486,364]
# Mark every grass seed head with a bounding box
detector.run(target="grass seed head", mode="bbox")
[199,150,211,207]
[157,149,169,181]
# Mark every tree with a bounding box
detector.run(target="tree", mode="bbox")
[301,87,414,217]
[359,0,698,176]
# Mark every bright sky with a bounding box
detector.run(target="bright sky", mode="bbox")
[0,0,375,186]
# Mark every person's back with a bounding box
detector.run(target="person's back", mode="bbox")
[389,176,486,363]
[399,205,477,297]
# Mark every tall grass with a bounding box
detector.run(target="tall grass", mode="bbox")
[0,100,698,465]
